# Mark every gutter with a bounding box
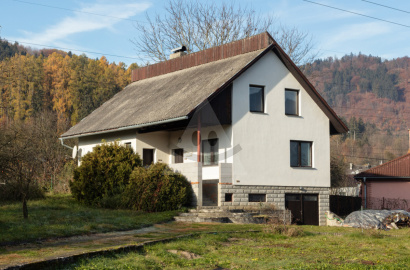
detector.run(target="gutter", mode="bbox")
[363,177,367,209]
[60,116,189,140]
[59,138,73,150]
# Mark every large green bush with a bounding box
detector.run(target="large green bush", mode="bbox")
[124,163,192,212]
[70,141,142,206]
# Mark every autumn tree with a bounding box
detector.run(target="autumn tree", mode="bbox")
[132,0,317,66]
[0,119,43,218]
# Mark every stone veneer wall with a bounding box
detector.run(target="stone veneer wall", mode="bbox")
[219,184,330,226]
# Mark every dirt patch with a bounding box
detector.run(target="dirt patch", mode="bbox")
[168,249,202,259]
[361,260,376,265]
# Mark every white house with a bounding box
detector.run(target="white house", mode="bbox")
[61,32,348,225]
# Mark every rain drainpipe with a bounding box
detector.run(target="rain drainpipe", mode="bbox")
[363,177,367,209]
[59,138,73,150]
[197,114,201,162]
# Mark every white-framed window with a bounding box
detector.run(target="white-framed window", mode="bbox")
[249,85,264,113]
[290,141,312,167]
[202,138,218,166]
[285,89,299,116]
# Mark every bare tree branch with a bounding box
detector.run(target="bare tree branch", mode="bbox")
[131,0,317,66]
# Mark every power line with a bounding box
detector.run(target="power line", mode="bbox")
[339,112,410,121]
[10,0,147,24]
[333,106,410,115]
[3,38,139,61]
[335,154,390,160]
[302,0,410,28]
[361,0,410,14]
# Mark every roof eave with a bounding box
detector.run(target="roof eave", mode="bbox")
[60,115,189,139]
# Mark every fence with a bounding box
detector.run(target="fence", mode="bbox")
[367,197,410,211]
[330,195,362,217]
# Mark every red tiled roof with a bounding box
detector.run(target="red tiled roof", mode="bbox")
[355,153,410,178]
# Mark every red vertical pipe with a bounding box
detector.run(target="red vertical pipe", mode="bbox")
[197,113,201,162]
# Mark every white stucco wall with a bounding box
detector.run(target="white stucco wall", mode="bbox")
[78,130,138,162]
[168,125,233,164]
[232,51,331,187]
[136,131,170,163]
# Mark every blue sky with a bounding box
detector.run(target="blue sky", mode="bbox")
[1,0,409,67]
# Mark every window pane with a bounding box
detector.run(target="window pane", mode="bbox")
[250,86,263,112]
[202,140,211,166]
[210,139,218,164]
[174,149,183,163]
[290,141,299,167]
[203,139,218,166]
[301,142,311,166]
[303,195,317,201]
[285,90,298,115]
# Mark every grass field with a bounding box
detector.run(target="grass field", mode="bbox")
[0,195,180,244]
[56,224,410,270]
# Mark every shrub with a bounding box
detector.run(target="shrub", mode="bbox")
[124,163,192,212]
[70,141,142,206]
[0,181,45,202]
[264,224,304,237]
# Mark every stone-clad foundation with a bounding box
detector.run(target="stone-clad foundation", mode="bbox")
[219,184,330,226]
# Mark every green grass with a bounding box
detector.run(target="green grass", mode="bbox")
[54,225,410,270]
[0,194,180,244]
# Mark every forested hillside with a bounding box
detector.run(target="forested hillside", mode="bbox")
[0,40,136,133]
[304,54,410,166]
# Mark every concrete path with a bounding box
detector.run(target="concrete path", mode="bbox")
[0,223,205,269]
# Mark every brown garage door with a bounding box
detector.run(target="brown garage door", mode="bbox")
[285,194,319,225]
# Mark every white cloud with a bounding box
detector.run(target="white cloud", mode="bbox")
[12,1,151,46]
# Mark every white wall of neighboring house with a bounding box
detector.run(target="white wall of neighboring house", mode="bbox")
[232,50,331,187]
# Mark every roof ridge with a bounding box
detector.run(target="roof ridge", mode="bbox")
[131,32,274,82]
[356,152,410,178]
[368,152,410,172]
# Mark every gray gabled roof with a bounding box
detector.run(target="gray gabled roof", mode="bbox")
[62,32,348,139]
[61,49,264,138]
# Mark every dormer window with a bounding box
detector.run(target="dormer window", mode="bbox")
[285,89,299,116]
[249,85,264,113]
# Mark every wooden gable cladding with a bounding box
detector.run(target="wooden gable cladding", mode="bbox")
[131,32,274,82]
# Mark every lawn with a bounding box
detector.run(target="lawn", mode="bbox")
[56,224,410,269]
[0,194,180,244]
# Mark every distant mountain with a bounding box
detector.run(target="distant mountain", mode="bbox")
[304,54,410,165]
[305,54,410,132]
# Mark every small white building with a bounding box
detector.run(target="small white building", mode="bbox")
[61,33,348,225]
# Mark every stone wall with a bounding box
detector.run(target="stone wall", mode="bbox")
[219,184,329,226]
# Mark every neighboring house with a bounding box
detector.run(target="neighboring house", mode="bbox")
[61,32,348,226]
[355,135,410,211]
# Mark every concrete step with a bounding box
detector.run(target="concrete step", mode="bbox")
[189,208,225,213]
[174,216,231,223]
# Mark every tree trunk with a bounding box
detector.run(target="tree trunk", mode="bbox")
[22,193,28,219]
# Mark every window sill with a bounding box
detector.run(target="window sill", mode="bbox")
[250,111,268,115]
[291,166,316,170]
[202,164,219,167]
[285,114,302,118]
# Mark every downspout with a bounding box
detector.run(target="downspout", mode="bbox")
[197,113,201,162]
[59,138,73,150]
[363,177,367,209]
